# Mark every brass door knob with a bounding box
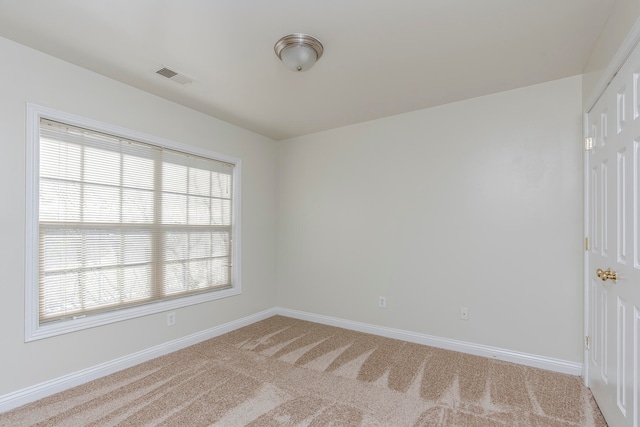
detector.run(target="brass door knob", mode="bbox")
[596,268,617,282]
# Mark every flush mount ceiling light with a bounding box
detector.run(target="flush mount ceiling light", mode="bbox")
[274,33,324,72]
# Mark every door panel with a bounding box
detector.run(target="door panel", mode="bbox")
[586,39,640,427]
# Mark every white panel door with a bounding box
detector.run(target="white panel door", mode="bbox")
[586,40,640,427]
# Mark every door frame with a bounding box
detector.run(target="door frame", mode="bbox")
[583,115,590,387]
[583,17,640,387]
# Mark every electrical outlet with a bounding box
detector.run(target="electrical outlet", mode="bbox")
[167,311,176,326]
[379,296,387,309]
[460,307,469,320]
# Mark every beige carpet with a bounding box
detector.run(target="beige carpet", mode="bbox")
[0,316,607,426]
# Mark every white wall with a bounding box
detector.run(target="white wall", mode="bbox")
[277,76,584,362]
[0,36,277,396]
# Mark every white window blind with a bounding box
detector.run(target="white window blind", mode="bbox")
[38,118,235,324]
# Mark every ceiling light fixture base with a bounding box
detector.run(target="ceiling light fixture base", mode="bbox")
[274,33,324,72]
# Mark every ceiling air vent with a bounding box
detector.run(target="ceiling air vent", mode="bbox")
[155,67,193,85]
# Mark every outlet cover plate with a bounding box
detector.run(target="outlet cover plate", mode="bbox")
[379,296,387,309]
[167,312,176,326]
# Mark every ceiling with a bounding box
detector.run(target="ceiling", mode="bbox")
[0,1,616,140]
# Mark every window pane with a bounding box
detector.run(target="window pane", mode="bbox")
[163,259,227,295]
[84,184,120,222]
[212,231,230,257]
[164,232,188,261]
[122,154,153,190]
[41,230,83,271]
[211,199,231,225]
[85,232,121,267]
[163,162,187,194]
[163,231,229,261]
[162,193,187,224]
[211,257,230,286]
[84,146,120,186]
[189,232,212,259]
[40,272,82,318]
[188,195,210,225]
[189,167,210,196]
[40,179,81,222]
[40,139,81,181]
[123,233,152,264]
[122,266,151,302]
[211,172,231,198]
[187,259,210,289]
[122,188,154,223]
[83,268,119,309]
[164,262,185,295]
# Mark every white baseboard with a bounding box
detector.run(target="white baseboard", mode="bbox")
[0,308,277,414]
[274,307,583,377]
[0,306,583,414]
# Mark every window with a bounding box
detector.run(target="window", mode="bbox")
[25,105,241,341]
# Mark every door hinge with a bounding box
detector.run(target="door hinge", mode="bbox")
[585,336,590,350]
[584,137,595,151]
[585,237,589,251]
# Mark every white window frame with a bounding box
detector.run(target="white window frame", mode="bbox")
[25,103,242,341]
